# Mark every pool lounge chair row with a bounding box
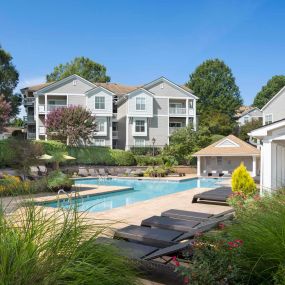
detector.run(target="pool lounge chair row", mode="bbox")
[28,165,48,179]
[98,208,234,284]
[77,167,144,178]
[192,187,233,205]
[202,170,232,178]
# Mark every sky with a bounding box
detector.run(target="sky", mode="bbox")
[1,0,285,116]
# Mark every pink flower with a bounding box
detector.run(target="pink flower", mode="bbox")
[228,241,239,249]
[235,239,243,245]
[184,276,190,284]
[172,256,180,267]
[218,223,225,230]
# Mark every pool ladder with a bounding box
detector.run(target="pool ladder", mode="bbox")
[57,189,83,207]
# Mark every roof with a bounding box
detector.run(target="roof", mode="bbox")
[249,117,285,139]
[261,85,285,111]
[95,82,138,95]
[192,135,260,157]
[21,83,53,92]
[235,106,260,118]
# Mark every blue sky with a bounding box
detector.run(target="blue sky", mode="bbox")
[1,0,285,112]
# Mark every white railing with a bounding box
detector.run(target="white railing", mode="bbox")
[24,97,35,105]
[112,131,118,138]
[169,107,186,115]
[27,132,36,139]
[39,127,46,135]
[38,104,67,112]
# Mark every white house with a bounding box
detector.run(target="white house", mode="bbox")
[261,86,285,125]
[236,106,263,126]
[249,119,285,193]
[193,135,260,178]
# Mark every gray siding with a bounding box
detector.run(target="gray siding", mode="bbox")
[263,89,285,123]
[153,98,168,115]
[68,95,86,107]
[128,89,153,117]
[146,81,190,98]
[117,102,127,149]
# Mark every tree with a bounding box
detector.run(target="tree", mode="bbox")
[0,46,21,116]
[46,57,111,83]
[186,59,243,129]
[237,119,263,142]
[0,95,11,132]
[253,75,285,109]
[163,125,212,165]
[45,106,97,146]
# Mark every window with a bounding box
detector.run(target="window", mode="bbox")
[136,97,146,111]
[169,122,182,128]
[244,116,249,123]
[170,103,182,109]
[94,139,105,146]
[265,114,273,125]
[134,139,145,147]
[97,120,105,132]
[189,100,194,109]
[135,120,145,133]
[95,96,105,109]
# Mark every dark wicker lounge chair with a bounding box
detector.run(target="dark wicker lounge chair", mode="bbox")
[161,208,234,222]
[78,167,89,177]
[192,187,233,204]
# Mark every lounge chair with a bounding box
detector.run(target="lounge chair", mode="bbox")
[192,187,232,204]
[28,166,40,180]
[107,168,117,176]
[211,171,219,178]
[161,208,234,222]
[124,168,133,176]
[88,168,99,177]
[114,214,231,248]
[38,165,48,176]
[78,167,89,177]
[98,168,108,178]
[96,237,192,284]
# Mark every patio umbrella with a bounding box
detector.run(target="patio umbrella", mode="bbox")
[62,154,76,160]
[38,154,53,160]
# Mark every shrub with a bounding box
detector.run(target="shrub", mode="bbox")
[0,204,137,284]
[228,189,285,284]
[135,155,164,166]
[67,146,135,166]
[231,163,257,196]
[36,140,67,154]
[47,171,73,191]
[0,140,16,167]
[130,146,161,156]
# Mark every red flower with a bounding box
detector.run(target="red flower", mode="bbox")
[172,256,180,267]
[228,241,239,248]
[235,239,243,245]
[218,223,225,230]
[184,276,190,284]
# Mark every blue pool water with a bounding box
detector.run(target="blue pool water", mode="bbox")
[45,178,222,212]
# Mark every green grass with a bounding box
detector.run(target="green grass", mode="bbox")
[0,203,138,285]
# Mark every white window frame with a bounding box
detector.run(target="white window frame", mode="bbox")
[189,99,194,109]
[94,139,106,146]
[95,117,107,136]
[134,138,146,147]
[95,96,105,110]
[264,114,273,125]
[136,97,146,111]
[133,118,147,136]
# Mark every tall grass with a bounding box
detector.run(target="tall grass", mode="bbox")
[228,189,285,284]
[0,203,138,285]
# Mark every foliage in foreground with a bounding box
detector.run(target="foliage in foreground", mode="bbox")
[231,163,257,196]
[0,205,137,285]
[237,119,263,142]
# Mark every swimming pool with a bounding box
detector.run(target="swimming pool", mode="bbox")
[45,178,222,213]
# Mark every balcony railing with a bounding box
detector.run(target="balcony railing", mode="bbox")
[24,97,35,105]
[169,127,184,134]
[112,131,118,138]
[39,104,67,113]
[27,132,36,140]
[169,107,194,115]
[23,115,35,124]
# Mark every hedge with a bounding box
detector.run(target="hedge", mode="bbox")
[135,155,164,166]
[0,140,15,167]
[67,146,136,166]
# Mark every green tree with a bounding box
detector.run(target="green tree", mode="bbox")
[163,125,212,165]
[237,119,262,141]
[186,59,242,129]
[46,56,111,83]
[0,45,21,116]
[253,75,285,109]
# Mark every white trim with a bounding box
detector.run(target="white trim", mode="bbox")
[134,138,146,147]
[264,113,273,125]
[34,74,96,94]
[135,96,146,111]
[261,86,285,111]
[95,117,108,136]
[94,95,106,110]
[132,118,147,136]
[126,116,129,150]
[94,139,106,146]
[143,76,198,99]
[193,154,260,157]
[85,85,115,95]
[126,88,154,97]
[42,93,86,96]
[249,118,285,138]
[215,138,240,148]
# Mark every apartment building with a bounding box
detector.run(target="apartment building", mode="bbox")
[21,74,197,149]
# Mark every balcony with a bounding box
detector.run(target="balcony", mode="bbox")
[112,131,118,138]
[24,97,35,106]
[169,127,183,134]
[169,107,194,116]
[39,104,67,113]
[23,115,35,124]
[27,132,36,140]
